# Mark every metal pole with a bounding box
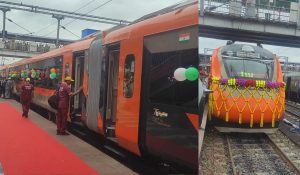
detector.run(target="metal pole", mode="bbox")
[53,15,64,48]
[285,57,288,72]
[200,0,205,16]
[298,0,300,28]
[1,8,9,41]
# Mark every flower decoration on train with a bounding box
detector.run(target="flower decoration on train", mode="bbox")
[211,76,285,88]
[173,67,199,81]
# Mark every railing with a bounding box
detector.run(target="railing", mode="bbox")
[0,39,57,53]
[201,0,298,24]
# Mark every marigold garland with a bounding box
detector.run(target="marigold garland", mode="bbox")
[210,76,285,88]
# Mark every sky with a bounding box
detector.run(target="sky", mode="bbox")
[1,0,184,64]
[5,0,184,39]
[199,37,300,63]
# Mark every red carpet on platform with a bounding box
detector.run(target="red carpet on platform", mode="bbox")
[0,102,99,175]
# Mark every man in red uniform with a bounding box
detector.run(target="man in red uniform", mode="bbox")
[56,76,82,135]
[20,78,34,118]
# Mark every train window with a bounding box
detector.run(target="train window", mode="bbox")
[65,63,70,77]
[28,56,63,89]
[123,54,135,98]
[146,49,198,109]
[143,26,198,110]
[223,59,274,80]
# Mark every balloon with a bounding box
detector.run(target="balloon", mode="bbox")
[31,72,37,78]
[185,67,199,81]
[50,68,56,73]
[21,73,26,78]
[36,71,40,77]
[174,68,186,81]
[50,72,57,79]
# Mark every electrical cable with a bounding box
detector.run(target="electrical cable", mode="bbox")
[63,0,113,26]
[61,26,80,38]
[36,0,99,36]
[41,0,113,38]
[6,17,33,34]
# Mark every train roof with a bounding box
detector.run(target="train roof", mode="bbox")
[103,0,198,44]
[4,0,197,69]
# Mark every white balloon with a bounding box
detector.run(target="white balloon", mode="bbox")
[174,68,186,81]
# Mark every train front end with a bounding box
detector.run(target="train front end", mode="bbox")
[209,43,285,133]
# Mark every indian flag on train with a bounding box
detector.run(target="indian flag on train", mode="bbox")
[179,33,190,44]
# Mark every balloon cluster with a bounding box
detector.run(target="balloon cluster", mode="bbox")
[50,68,58,79]
[21,70,27,78]
[7,67,60,80]
[173,67,199,81]
[8,71,20,78]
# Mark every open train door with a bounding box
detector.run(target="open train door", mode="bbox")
[104,44,120,140]
[71,52,85,120]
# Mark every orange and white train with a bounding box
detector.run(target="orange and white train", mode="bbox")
[0,1,198,171]
[208,42,285,133]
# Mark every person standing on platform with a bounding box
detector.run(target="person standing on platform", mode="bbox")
[5,78,13,99]
[56,76,82,135]
[20,78,34,118]
[0,78,4,98]
[1,79,6,98]
[298,84,300,103]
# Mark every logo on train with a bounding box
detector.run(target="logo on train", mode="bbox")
[152,108,170,127]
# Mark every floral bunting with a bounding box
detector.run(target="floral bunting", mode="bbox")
[211,76,285,88]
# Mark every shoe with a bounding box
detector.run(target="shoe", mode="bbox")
[56,130,61,135]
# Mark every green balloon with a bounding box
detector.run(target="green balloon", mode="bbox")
[21,73,26,78]
[50,72,57,79]
[31,72,37,78]
[185,67,199,81]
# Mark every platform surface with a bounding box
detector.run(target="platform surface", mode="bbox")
[0,99,137,175]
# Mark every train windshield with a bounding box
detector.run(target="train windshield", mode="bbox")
[221,44,274,80]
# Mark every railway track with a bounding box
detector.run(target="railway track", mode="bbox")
[199,127,300,175]
[285,101,300,122]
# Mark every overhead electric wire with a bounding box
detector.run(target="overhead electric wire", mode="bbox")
[61,26,80,38]
[35,0,99,35]
[42,0,113,38]
[6,17,33,34]
[63,0,113,26]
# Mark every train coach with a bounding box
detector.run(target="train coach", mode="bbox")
[284,72,300,103]
[208,42,285,133]
[0,1,199,171]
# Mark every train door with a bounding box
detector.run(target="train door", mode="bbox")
[140,26,198,169]
[71,52,85,120]
[105,44,120,138]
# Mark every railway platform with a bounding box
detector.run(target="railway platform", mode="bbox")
[0,99,137,175]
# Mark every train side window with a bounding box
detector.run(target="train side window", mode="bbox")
[123,54,135,98]
[28,56,63,89]
[65,63,70,77]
